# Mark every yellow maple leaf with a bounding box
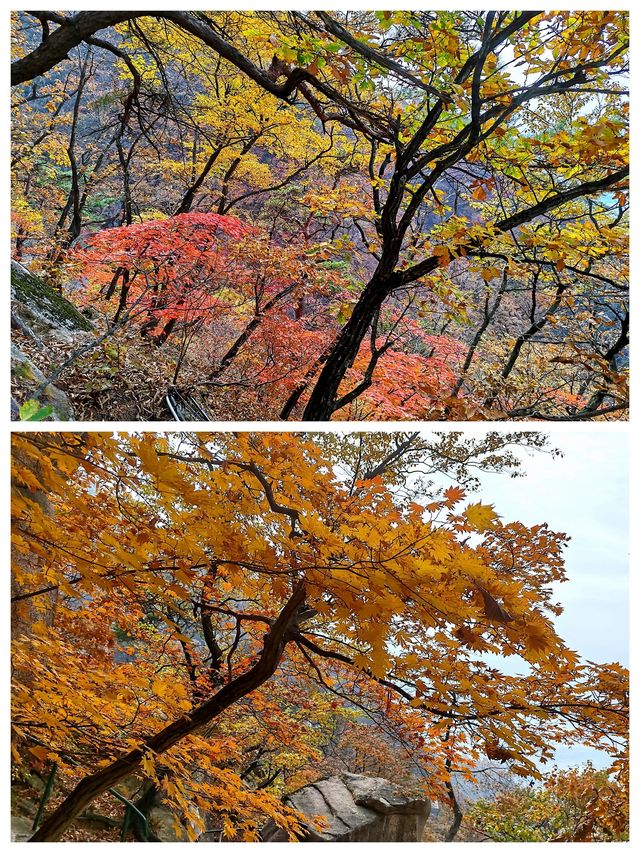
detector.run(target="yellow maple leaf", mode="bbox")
[464,502,498,531]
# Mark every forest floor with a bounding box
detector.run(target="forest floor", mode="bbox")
[12,317,181,422]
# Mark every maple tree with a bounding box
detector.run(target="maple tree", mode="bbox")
[69,211,354,412]
[76,213,250,338]
[11,11,628,421]
[12,431,628,840]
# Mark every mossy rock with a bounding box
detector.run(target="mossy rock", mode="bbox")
[11,260,93,334]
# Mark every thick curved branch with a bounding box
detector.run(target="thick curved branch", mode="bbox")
[29,580,306,841]
[11,12,137,85]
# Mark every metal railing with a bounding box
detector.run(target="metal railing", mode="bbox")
[31,760,151,841]
[165,386,212,421]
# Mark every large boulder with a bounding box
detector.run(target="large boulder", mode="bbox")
[11,260,93,336]
[11,260,97,420]
[147,805,191,842]
[10,780,40,841]
[261,774,430,842]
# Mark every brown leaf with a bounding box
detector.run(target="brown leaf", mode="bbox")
[475,582,513,623]
[485,741,515,762]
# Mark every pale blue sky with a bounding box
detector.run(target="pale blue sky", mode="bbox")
[473,429,629,667]
[468,429,629,769]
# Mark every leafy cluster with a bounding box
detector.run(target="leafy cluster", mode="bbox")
[469,762,629,841]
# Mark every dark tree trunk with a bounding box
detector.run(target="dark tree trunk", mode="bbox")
[174,145,223,215]
[207,282,296,381]
[154,318,177,347]
[112,279,131,324]
[301,277,391,420]
[105,267,128,301]
[444,779,463,841]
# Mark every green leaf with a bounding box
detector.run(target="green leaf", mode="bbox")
[19,400,53,421]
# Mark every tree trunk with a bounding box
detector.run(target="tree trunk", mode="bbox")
[174,145,223,215]
[444,779,463,842]
[207,282,297,381]
[301,277,390,420]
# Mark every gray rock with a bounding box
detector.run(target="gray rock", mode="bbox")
[342,772,427,816]
[47,327,94,347]
[261,774,430,842]
[147,805,190,842]
[11,343,75,421]
[11,814,34,842]
[11,259,94,336]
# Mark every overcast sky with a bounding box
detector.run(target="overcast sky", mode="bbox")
[464,428,629,769]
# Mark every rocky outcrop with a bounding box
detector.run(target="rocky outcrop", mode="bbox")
[10,776,43,841]
[261,773,430,842]
[11,260,96,420]
[146,805,191,842]
[11,260,93,336]
[12,814,35,842]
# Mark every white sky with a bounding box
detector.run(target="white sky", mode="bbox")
[472,430,628,666]
[468,428,629,769]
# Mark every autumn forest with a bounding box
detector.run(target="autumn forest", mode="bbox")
[10,11,629,421]
[9,8,631,846]
[10,432,629,840]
